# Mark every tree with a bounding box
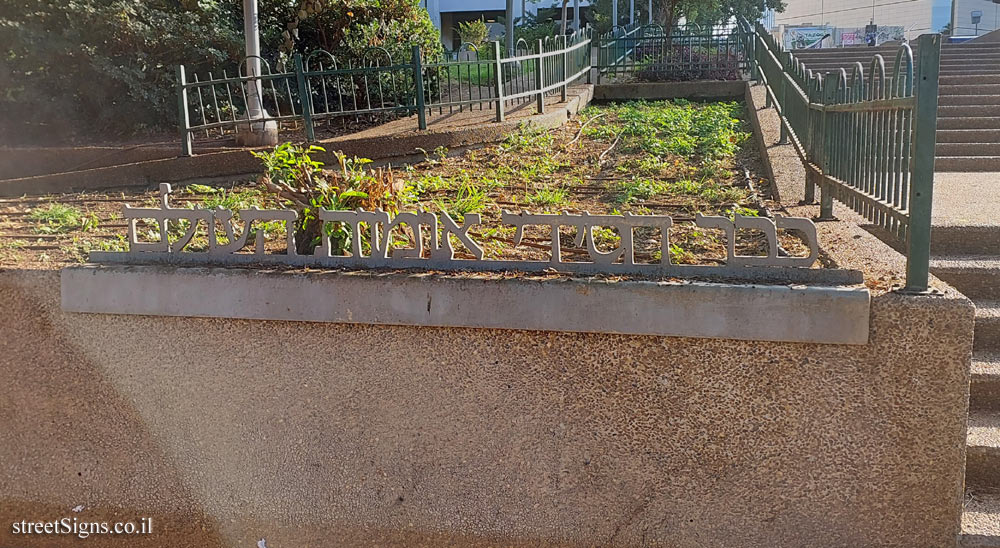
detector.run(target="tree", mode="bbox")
[0,0,243,142]
[589,0,784,36]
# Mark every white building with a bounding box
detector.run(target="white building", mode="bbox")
[422,0,593,49]
[953,0,1000,36]
[772,0,953,39]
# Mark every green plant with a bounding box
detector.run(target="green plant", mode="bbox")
[615,178,671,204]
[254,143,401,254]
[28,204,98,234]
[456,19,489,49]
[527,187,569,207]
[433,182,490,221]
[0,0,243,141]
[583,100,749,162]
[500,127,555,153]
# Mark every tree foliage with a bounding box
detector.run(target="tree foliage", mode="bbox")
[588,0,784,35]
[0,0,244,142]
[274,0,443,64]
[0,0,442,143]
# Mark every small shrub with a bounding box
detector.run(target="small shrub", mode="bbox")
[457,19,490,49]
[253,143,402,254]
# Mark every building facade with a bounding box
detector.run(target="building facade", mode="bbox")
[772,0,953,40]
[953,0,1000,36]
[423,0,593,50]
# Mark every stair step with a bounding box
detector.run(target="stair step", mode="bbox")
[941,95,1000,106]
[938,129,1000,143]
[932,226,1000,256]
[942,75,1000,85]
[936,156,1000,171]
[940,105,1000,117]
[941,69,1000,76]
[941,85,1000,96]
[929,258,1000,301]
[962,488,1000,547]
[939,118,1000,130]
[972,353,1000,411]
[937,143,1000,156]
[968,410,1000,489]
[977,304,1000,353]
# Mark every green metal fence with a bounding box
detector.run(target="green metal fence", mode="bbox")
[741,18,941,292]
[596,23,749,82]
[178,20,942,292]
[178,29,592,156]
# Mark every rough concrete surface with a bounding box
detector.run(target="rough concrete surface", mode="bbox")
[60,265,872,344]
[0,268,975,547]
[964,489,1000,542]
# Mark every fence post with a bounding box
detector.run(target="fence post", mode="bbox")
[493,41,505,122]
[818,76,838,220]
[293,54,316,142]
[177,65,193,157]
[588,32,595,84]
[595,34,602,84]
[904,33,942,293]
[804,77,820,205]
[536,39,545,114]
[412,45,428,130]
[778,53,789,145]
[561,35,569,102]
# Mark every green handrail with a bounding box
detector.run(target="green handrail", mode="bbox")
[741,17,941,292]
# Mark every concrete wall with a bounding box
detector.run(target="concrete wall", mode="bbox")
[0,268,974,547]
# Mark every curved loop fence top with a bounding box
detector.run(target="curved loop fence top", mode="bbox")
[744,16,941,292]
[177,28,595,156]
[238,55,276,77]
[304,50,338,72]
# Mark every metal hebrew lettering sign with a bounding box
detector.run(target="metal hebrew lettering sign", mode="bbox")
[93,183,821,277]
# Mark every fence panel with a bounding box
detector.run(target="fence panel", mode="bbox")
[745,16,940,292]
[597,24,746,82]
[179,30,592,155]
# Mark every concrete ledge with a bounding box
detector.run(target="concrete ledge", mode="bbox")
[594,81,747,101]
[61,265,871,344]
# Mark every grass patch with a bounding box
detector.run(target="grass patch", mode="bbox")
[28,204,98,234]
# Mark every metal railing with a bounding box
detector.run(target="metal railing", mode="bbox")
[177,29,593,156]
[596,23,749,82]
[177,20,942,292]
[741,18,941,292]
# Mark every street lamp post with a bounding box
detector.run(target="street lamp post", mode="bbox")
[239,0,277,145]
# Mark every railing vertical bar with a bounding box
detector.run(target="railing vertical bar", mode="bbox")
[177,65,193,157]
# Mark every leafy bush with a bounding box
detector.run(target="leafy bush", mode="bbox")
[0,0,243,142]
[253,143,403,254]
[457,19,490,49]
[278,0,443,64]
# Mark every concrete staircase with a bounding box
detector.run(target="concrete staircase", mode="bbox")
[794,42,1000,545]
[792,42,1000,172]
[931,231,1000,546]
